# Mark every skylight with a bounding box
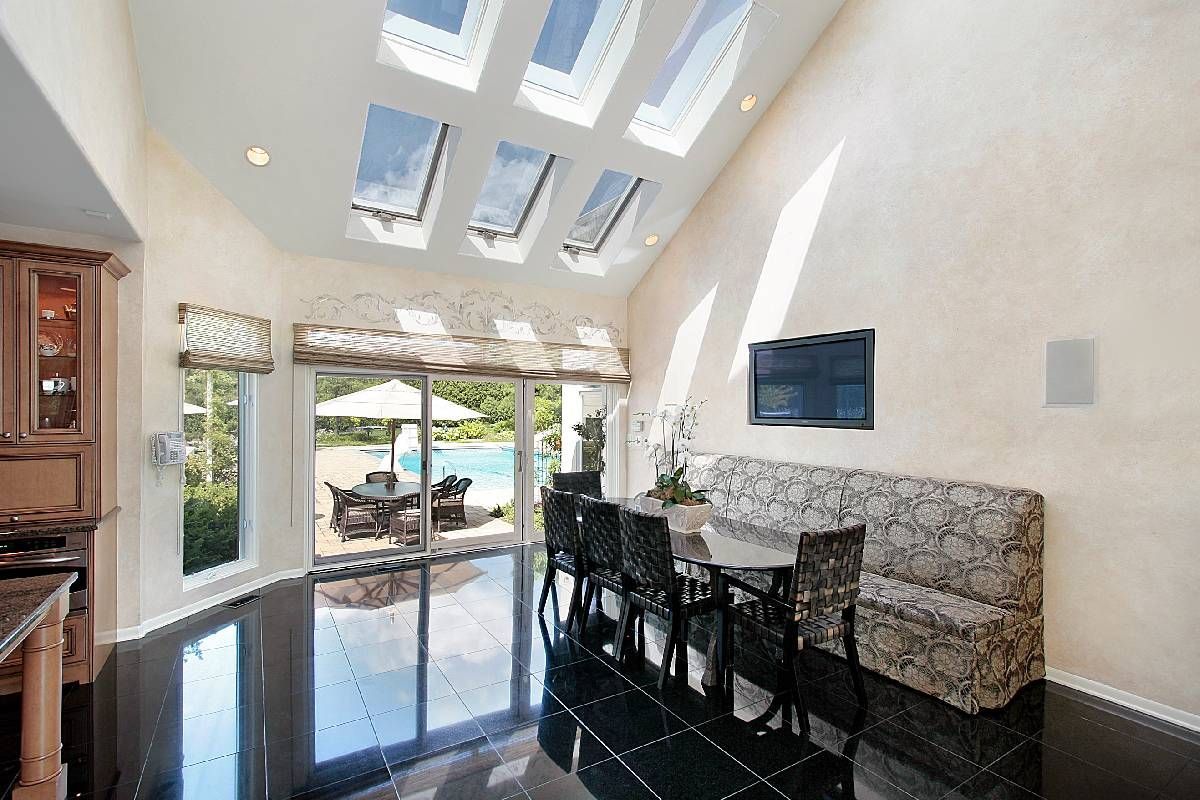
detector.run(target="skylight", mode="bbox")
[525,0,630,99]
[468,141,554,237]
[635,0,752,130]
[382,0,487,61]
[353,104,448,220]
[565,169,640,251]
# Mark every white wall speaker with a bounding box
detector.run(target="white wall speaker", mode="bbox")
[1045,338,1094,406]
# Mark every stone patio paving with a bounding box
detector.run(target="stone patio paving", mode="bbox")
[314,445,516,562]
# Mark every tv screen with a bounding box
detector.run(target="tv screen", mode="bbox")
[749,329,874,428]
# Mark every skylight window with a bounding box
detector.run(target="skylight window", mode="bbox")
[382,0,487,61]
[525,0,630,99]
[565,169,641,251]
[635,0,752,130]
[468,141,554,237]
[353,104,448,220]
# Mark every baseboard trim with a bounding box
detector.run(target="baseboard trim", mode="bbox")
[116,568,307,642]
[1046,667,1200,733]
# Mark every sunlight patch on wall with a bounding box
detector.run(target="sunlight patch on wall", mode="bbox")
[394,307,448,334]
[658,284,719,409]
[726,138,845,382]
[493,319,538,340]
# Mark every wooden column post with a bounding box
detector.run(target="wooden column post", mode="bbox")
[13,593,69,800]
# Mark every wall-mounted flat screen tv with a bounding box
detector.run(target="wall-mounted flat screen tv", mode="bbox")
[749,329,874,428]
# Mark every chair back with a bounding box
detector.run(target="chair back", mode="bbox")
[540,486,580,557]
[448,477,472,498]
[332,484,369,508]
[788,523,867,621]
[366,471,397,483]
[577,495,622,572]
[433,474,458,491]
[618,507,676,593]
[324,481,344,512]
[552,470,602,498]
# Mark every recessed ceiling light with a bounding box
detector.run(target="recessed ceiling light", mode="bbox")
[739,93,758,112]
[644,233,660,247]
[245,146,270,166]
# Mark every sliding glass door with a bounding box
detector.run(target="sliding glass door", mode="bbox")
[313,372,429,566]
[527,381,610,540]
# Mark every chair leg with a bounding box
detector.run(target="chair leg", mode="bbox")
[786,639,811,736]
[658,614,680,691]
[613,597,633,662]
[594,586,604,610]
[636,610,646,656]
[675,615,689,682]
[537,562,556,613]
[565,575,584,633]
[580,580,597,634]
[844,626,868,707]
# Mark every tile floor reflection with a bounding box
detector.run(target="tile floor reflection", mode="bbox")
[1,544,1197,799]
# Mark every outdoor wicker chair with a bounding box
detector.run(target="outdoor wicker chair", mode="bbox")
[616,506,716,688]
[431,474,458,493]
[551,470,602,498]
[433,477,472,528]
[323,481,343,531]
[365,470,398,483]
[537,486,586,632]
[386,493,421,546]
[724,523,868,734]
[330,484,381,541]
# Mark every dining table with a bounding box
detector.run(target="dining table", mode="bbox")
[609,498,798,686]
[351,481,421,501]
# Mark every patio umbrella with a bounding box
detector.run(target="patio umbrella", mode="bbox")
[183,402,208,415]
[314,379,484,474]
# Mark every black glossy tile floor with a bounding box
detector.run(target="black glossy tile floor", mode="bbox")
[2,545,1198,799]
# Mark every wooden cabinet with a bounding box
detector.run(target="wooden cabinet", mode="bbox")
[0,240,126,692]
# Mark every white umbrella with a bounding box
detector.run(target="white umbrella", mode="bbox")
[315,379,484,473]
[183,402,208,415]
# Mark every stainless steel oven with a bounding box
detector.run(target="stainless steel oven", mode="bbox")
[0,530,88,611]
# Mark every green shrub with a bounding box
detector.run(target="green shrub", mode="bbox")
[183,482,239,575]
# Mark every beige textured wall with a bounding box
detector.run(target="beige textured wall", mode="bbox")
[0,0,148,234]
[626,0,1199,713]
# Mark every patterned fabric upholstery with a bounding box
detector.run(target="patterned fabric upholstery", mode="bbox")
[838,470,1044,614]
[551,470,603,498]
[618,507,677,593]
[693,452,1045,713]
[788,524,866,621]
[577,495,622,573]
[687,453,743,516]
[858,573,1013,640]
[540,486,580,558]
[730,600,847,650]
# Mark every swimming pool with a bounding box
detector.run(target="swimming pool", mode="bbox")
[366,444,548,493]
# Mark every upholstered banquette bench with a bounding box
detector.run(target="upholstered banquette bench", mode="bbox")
[688,453,1045,714]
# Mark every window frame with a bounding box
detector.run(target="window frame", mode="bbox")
[563,176,643,253]
[181,370,258,588]
[351,121,451,223]
[522,0,633,101]
[633,0,755,133]
[381,0,489,63]
[466,151,556,239]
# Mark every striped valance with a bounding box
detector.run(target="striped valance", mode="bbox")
[179,303,274,374]
[293,323,630,384]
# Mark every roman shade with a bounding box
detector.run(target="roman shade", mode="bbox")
[178,303,275,374]
[293,323,630,384]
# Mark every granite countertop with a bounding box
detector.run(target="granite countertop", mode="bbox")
[0,573,76,663]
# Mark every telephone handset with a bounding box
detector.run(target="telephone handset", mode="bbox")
[151,431,187,466]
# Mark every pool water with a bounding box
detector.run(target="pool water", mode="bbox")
[367,444,547,493]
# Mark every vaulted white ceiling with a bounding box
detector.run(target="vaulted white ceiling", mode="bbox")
[130,0,841,296]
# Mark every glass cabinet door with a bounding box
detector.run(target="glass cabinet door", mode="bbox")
[0,259,13,445]
[18,261,94,443]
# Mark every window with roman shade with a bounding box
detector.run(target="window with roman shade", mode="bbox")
[179,303,274,374]
[293,323,629,384]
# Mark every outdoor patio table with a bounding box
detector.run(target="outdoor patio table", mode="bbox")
[351,481,421,500]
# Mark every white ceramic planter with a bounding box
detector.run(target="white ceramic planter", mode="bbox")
[635,494,714,532]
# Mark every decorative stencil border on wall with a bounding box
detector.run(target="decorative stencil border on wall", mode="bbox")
[301,290,623,347]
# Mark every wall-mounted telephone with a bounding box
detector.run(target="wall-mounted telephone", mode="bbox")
[151,431,187,484]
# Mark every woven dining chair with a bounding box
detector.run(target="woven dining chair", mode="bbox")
[386,493,421,546]
[330,485,380,542]
[551,470,603,498]
[724,523,868,733]
[575,495,627,637]
[365,471,398,483]
[616,506,716,689]
[537,486,587,632]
